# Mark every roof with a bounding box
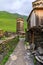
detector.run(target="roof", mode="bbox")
[32,0,41,4]
[27,7,43,22]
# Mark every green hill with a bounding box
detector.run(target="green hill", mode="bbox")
[0,11,27,32]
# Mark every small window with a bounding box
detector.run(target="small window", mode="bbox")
[36,15,39,26]
[40,17,43,25]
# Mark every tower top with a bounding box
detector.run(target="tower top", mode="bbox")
[36,0,42,1]
[32,0,43,8]
[17,18,24,22]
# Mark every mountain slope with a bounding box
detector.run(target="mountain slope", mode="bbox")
[0,11,27,32]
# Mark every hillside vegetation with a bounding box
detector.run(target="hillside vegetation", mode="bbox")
[0,11,27,32]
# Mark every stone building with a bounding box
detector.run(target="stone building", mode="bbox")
[16,18,24,35]
[0,29,4,38]
[26,0,43,64]
[27,0,43,43]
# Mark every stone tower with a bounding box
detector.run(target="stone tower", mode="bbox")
[16,18,24,34]
[32,0,43,8]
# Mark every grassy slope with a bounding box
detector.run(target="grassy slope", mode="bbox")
[0,11,27,32]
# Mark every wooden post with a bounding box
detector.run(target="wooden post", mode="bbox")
[31,31,35,51]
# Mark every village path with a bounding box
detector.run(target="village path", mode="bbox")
[5,38,26,65]
[5,38,34,65]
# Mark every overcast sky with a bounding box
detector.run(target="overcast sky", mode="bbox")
[0,0,35,16]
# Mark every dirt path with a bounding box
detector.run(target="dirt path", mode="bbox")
[5,38,26,65]
[5,38,34,65]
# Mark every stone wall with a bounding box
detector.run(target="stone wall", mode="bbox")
[0,35,17,63]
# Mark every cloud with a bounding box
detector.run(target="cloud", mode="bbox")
[0,0,35,16]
